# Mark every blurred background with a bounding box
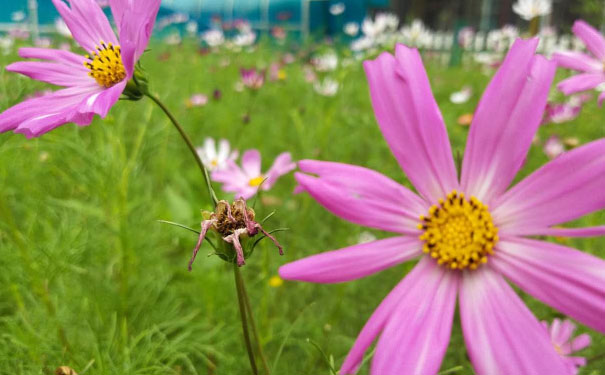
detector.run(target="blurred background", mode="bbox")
[1,0,604,41]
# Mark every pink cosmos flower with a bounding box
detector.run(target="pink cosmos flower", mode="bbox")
[543,134,565,159]
[543,318,591,375]
[553,20,605,105]
[279,39,605,374]
[0,0,161,138]
[544,101,581,124]
[212,150,296,200]
[240,68,265,90]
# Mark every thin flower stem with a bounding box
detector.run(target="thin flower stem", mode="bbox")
[234,263,259,375]
[145,93,219,206]
[240,269,271,375]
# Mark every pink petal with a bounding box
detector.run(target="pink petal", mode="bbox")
[363,45,458,203]
[491,237,605,333]
[552,51,603,73]
[573,19,605,61]
[295,160,429,234]
[461,38,556,204]
[18,47,85,67]
[557,73,605,95]
[460,267,569,374]
[371,260,458,375]
[599,92,605,106]
[548,318,575,346]
[52,0,118,53]
[567,334,591,353]
[528,226,605,238]
[492,139,605,235]
[278,236,421,284]
[241,149,262,178]
[264,152,296,189]
[114,0,161,76]
[6,61,91,87]
[340,257,436,374]
[77,80,126,118]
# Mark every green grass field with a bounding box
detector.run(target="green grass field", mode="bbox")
[0,39,604,374]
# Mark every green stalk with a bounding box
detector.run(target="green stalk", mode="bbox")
[234,264,259,375]
[240,268,271,374]
[145,93,219,206]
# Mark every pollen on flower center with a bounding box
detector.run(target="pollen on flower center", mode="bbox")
[418,191,499,270]
[84,41,126,88]
[249,176,264,187]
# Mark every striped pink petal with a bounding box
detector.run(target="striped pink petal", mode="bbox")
[278,236,421,284]
[460,267,569,374]
[572,19,605,61]
[363,44,458,204]
[491,237,605,333]
[461,38,556,204]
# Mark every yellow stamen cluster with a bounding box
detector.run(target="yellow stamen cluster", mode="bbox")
[249,176,264,187]
[84,41,126,88]
[418,191,499,270]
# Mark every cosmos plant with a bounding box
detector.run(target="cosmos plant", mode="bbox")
[280,39,605,374]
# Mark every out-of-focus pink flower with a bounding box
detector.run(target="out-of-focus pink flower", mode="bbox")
[543,135,565,159]
[187,93,208,107]
[196,138,238,172]
[542,319,591,375]
[0,0,161,138]
[240,68,265,89]
[303,65,317,83]
[282,53,296,64]
[279,40,605,375]
[34,38,52,48]
[553,20,605,105]
[212,150,296,199]
[8,27,30,40]
[544,101,582,124]
[458,27,475,49]
[271,26,287,40]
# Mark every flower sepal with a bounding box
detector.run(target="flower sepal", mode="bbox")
[188,199,284,270]
[122,63,150,101]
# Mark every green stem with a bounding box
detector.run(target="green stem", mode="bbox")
[145,93,219,206]
[529,17,539,36]
[234,264,259,375]
[240,269,271,375]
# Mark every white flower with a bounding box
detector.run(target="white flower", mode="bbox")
[358,231,377,244]
[312,52,338,72]
[233,31,257,47]
[55,18,72,38]
[11,11,26,23]
[344,22,359,37]
[164,33,182,46]
[197,138,238,172]
[400,19,431,48]
[350,36,374,51]
[512,0,552,21]
[314,78,339,97]
[329,2,345,16]
[0,36,14,56]
[186,21,199,35]
[543,135,564,159]
[362,12,399,39]
[450,86,473,104]
[202,29,225,47]
[375,13,399,32]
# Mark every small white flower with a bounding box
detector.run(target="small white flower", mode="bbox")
[233,31,256,47]
[11,11,26,23]
[312,52,338,72]
[543,135,564,159]
[344,22,359,37]
[358,231,377,244]
[197,138,238,172]
[202,29,225,47]
[400,19,431,48]
[450,86,473,104]
[512,0,552,21]
[186,21,199,35]
[350,36,374,52]
[329,2,346,16]
[314,78,339,97]
[55,18,72,38]
[0,36,15,56]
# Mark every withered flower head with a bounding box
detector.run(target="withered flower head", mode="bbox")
[188,198,283,270]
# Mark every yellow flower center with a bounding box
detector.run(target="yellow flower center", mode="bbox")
[248,176,264,187]
[211,159,218,167]
[418,191,499,270]
[84,41,126,88]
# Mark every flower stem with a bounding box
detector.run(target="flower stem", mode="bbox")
[145,93,219,206]
[234,264,259,375]
[240,269,271,375]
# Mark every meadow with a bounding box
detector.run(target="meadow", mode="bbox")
[0,38,604,374]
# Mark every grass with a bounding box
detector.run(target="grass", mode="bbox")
[0,38,604,374]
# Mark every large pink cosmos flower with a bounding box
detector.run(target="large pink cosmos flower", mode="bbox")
[553,20,605,105]
[212,150,296,200]
[280,39,605,374]
[0,0,161,138]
